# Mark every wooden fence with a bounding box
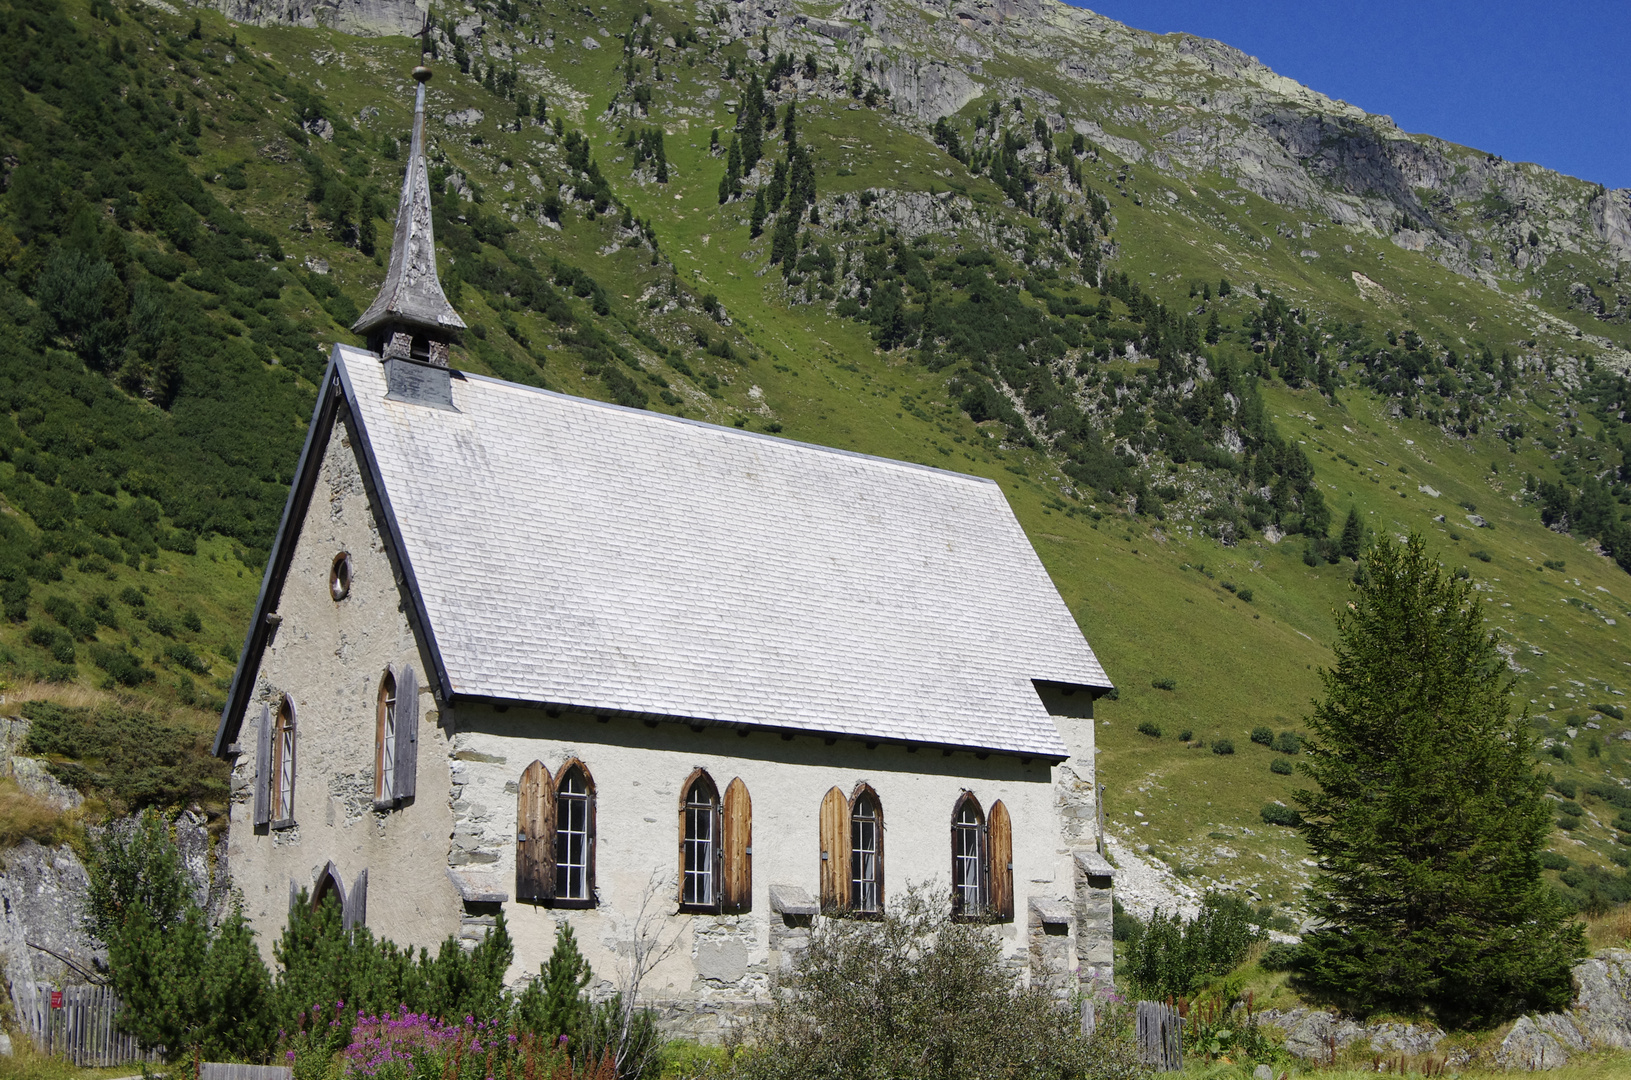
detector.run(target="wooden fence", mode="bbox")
[16,982,158,1067]
[1135,1000,1184,1072]
[199,1064,293,1080]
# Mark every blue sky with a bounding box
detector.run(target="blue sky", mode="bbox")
[1070,1,1630,190]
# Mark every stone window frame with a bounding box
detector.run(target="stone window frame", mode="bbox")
[272,695,298,829]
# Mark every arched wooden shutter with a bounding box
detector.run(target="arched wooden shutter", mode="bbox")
[819,786,851,912]
[394,665,419,801]
[253,703,272,828]
[343,868,368,932]
[516,760,555,902]
[988,800,1014,922]
[721,778,752,913]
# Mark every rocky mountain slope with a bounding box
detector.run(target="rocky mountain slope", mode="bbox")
[3,0,1631,920]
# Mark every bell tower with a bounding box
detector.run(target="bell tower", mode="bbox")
[353,58,466,408]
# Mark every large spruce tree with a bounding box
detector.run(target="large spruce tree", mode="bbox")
[1294,533,1583,1027]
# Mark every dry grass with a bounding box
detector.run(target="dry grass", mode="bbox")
[1585,903,1631,952]
[0,680,113,713]
[0,777,73,849]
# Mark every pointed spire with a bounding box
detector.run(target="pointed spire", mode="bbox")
[354,64,465,366]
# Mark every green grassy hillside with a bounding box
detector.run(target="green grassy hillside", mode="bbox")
[2,0,1629,914]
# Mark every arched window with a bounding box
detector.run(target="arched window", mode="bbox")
[375,670,397,803]
[554,760,596,906]
[517,758,599,908]
[272,696,297,826]
[680,770,721,911]
[850,785,883,915]
[951,793,987,918]
[312,861,346,911]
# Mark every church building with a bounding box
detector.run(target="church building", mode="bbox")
[214,61,1117,1036]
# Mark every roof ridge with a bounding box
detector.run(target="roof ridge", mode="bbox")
[337,345,1002,487]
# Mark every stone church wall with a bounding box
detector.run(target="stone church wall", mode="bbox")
[447,704,1081,1038]
[224,414,462,961]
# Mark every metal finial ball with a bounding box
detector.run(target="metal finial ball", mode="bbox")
[413,65,433,83]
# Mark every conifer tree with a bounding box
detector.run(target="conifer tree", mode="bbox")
[1294,534,1584,1027]
[1339,506,1363,560]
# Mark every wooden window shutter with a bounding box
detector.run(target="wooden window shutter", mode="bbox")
[394,665,419,802]
[721,778,752,914]
[988,800,1014,922]
[516,761,555,902]
[819,786,851,912]
[253,704,272,828]
[343,868,368,931]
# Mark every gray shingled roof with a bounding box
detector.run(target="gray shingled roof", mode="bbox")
[337,347,1110,758]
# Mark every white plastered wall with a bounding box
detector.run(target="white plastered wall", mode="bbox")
[447,705,1081,1021]
[225,412,462,961]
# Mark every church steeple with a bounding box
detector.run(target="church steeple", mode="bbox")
[354,63,465,369]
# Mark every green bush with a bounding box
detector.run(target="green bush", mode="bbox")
[1470,549,1492,562]
[1270,758,1293,775]
[1260,803,1301,827]
[163,642,210,674]
[1179,729,1194,742]
[88,644,154,686]
[1212,739,1234,755]
[1237,588,1253,602]
[1539,852,1572,871]
[1593,703,1626,721]
[1151,676,1177,691]
[1558,800,1584,818]
[1122,891,1264,999]
[1258,942,1303,972]
[21,700,225,812]
[1250,726,1273,746]
[1137,720,1162,738]
[1273,730,1303,755]
[728,885,1142,1080]
[1551,778,1578,799]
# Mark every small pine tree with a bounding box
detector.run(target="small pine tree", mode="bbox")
[1295,533,1584,1027]
[750,188,766,238]
[517,922,593,1039]
[1339,506,1363,560]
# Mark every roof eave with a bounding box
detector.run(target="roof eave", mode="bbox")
[444,691,1072,765]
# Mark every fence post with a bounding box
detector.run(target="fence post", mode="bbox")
[1136,1000,1184,1072]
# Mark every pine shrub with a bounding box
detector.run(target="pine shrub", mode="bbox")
[1212,739,1234,755]
[1270,758,1293,775]
[1137,720,1162,738]
[1250,726,1273,746]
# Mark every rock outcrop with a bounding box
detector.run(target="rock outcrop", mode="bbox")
[1493,950,1631,1069]
[1266,950,1631,1071]
[212,0,426,38]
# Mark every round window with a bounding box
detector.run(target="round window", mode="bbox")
[330,552,352,601]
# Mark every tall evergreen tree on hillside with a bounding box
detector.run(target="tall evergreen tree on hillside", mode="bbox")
[1339,506,1363,560]
[1294,534,1583,1027]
